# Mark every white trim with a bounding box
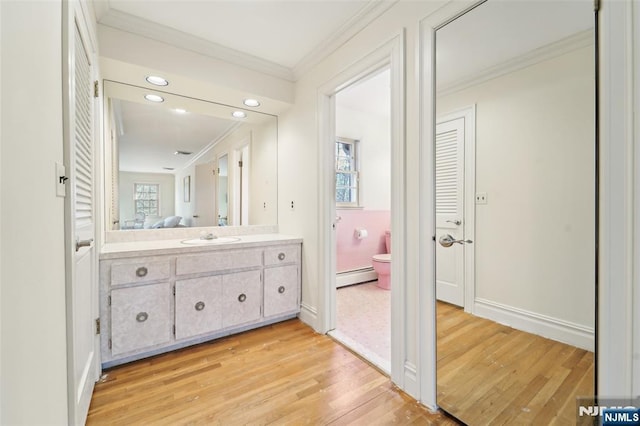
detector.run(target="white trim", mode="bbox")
[336,268,377,288]
[598,0,636,397]
[292,1,398,80]
[298,303,318,328]
[317,32,407,393]
[474,298,595,352]
[96,1,399,83]
[418,0,483,410]
[97,9,294,81]
[437,29,595,97]
[436,105,476,314]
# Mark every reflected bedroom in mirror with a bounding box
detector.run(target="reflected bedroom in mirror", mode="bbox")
[435,1,596,424]
[104,80,278,232]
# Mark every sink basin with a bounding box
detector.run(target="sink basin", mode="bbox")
[180,237,241,245]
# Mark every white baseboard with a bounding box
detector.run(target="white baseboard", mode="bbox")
[298,302,318,330]
[336,268,378,288]
[474,298,594,351]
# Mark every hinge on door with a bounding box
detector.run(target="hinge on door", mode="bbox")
[238,161,243,168]
[172,325,176,335]
[108,295,111,306]
[95,318,101,335]
[173,286,175,296]
[108,339,112,350]
[94,80,99,98]
[593,0,599,11]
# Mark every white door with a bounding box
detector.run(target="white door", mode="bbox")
[435,117,465,306]
[63,2,100,424]
[194,162,215,226]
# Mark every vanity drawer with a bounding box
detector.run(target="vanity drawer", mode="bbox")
[264,245,300,266]
[111,260,171,286]
[176,249,262,275]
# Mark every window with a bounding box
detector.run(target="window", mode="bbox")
[335,137,359,207]
[134,183,160,216]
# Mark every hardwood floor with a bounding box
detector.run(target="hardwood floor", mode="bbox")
[437,301,594,425]
[87,319,458,425]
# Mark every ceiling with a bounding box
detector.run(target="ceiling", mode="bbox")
[95,0,387,80]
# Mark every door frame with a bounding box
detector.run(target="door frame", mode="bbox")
[436,105,476,313]
[317,32,409,390]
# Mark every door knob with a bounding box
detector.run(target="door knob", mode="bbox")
[439,234,472,248]
[446,219,462,225]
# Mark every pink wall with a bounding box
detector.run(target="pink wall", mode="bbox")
[336,210,390,273]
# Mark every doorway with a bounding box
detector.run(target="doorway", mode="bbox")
[317,35,407,387]
[329,68,392,373]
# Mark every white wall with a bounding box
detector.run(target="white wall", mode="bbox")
[437,46,595,329]
[119,171,176,226]
[336,104,391,211]
[0,1,69,423]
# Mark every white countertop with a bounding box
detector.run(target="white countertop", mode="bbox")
[100,233,303,260]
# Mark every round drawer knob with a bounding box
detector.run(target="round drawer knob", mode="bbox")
[278,253,286,261]
[136,267,148,277]
[136,312,148,322]
[238,293,247,303]
[195,301,205,311]
[278,286,286,294]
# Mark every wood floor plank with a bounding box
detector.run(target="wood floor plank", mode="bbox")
[436,302,594,425]
[87,319,456,425]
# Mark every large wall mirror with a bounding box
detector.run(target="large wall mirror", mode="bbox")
[435,1,596,423]
[104,80,278,232]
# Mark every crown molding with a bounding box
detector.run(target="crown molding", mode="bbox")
[97,8,295,82]
[292,0,398,80]
[437,28,595,98]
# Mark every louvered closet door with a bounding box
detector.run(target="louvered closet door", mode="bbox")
[64,4,99,424]
[435,117,465,307]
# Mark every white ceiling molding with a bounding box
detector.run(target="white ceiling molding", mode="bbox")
[292,0,398,80]
[437,29,595,98]
[97,7,295,81]
[181,122,243,172]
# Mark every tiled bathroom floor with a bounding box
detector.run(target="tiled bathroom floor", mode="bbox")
[332,281,391,373]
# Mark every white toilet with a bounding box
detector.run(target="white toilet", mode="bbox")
[372,230,391,290]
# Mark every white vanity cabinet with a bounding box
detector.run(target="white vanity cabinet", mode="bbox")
[99,237,302,368]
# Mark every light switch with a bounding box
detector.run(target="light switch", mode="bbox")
[56,162,67,197]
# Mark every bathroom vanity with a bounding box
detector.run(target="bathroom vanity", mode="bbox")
[99,234,302,368]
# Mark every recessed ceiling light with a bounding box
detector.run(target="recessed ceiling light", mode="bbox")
[174,108,187,114]
[243,98,260,107]
[144,94,164,103]
[232,111,247,118]
[174,150,193,156]
[146,75,169,86]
